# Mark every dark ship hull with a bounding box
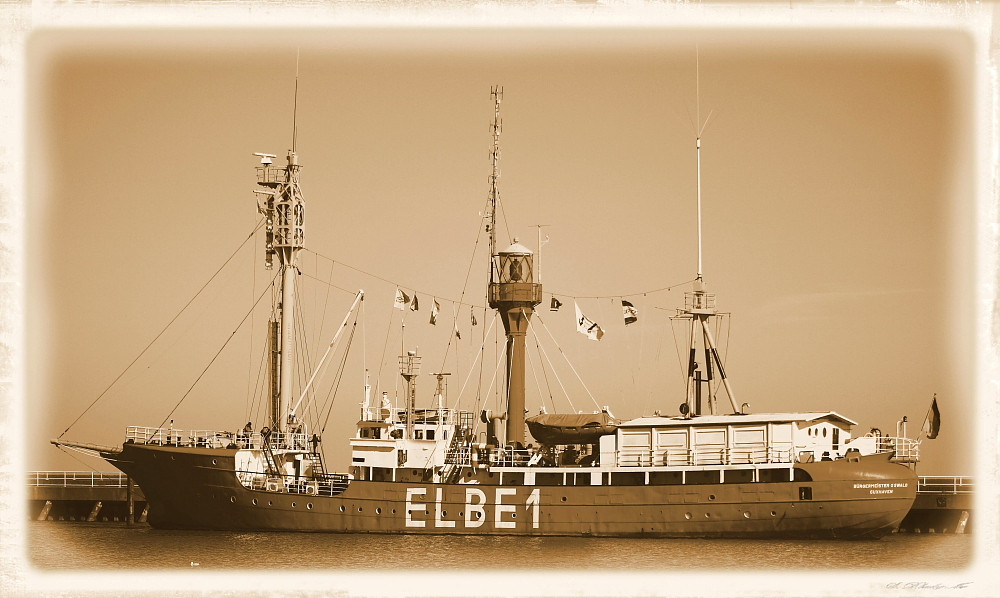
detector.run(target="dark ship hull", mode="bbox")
[106,443,916,539]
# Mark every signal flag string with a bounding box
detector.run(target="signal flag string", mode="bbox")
[303,247,696,310]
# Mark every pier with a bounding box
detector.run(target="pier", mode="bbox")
[898,476,973,534]
[26,471,971,532]
[27,471,147,523]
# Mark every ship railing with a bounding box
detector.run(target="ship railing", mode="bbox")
[236,470,350,497]
[125,425,313,451]
[385,407,466,425]
[445,446,473,466]
[28,471,128,487]
[126,425,236,448]
[728,445,773,464]
[874,436,921,462]
[625,445,797,467]
[491,448,534,467]
[918,476,974,494]
[256,167,288,185]
[684,291,716,312]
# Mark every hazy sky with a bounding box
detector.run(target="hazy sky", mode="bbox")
[25,23,978,476]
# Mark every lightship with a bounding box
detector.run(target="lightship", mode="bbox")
[55,85,919,539]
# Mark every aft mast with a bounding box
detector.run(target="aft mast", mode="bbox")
[254,67,306,434]
[678,56,739,418]
[485,87,542,446]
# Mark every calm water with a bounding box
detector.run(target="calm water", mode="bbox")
[27,522,973,571]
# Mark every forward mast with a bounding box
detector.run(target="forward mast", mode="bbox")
[485,86,542,446]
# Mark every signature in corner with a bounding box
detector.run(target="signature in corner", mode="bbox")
[886,582,973,591]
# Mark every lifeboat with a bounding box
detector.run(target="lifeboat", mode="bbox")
[525,412,620,445]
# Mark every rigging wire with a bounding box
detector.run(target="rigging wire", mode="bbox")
[54,445,103,471]
[531,311,602,411]
[59,220,265,439]
[246,324,272,426]
[525,315,576,413]
[530,325,557,413]
[525,339,551,415]
[246,216,261,423]
[450,314,498,409]
[319,318,359,435]
[372,301,396,404]
[157,271,279,428]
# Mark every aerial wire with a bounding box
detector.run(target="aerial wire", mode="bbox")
[58,220,264,439]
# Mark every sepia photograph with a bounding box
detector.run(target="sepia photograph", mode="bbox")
[3,2,995,597]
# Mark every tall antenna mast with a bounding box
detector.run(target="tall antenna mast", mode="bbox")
[696,47,703,282]
[533,224,550,283]
[488,85,503,282]
[695,48,714,284]
[292,50,300,153]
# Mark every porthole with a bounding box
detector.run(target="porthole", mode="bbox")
[340,506,346,512]
[307,503,313,510]
[459,511,464,517]
[391,509,397,514]
[511,513,517,519]
[561,497,567,502]
[212,459,217,465]
[425,510,430,515]
[376,508,382,515]
[230,496,236,503]
[291,502,297,508]
[441,510,447,517]
[823,428,828,437]
[358,507,363,512]
[708,494,716,501]
[705,513,711,518]
[171,455,176,461]
[743,512,751,519]
[268,500,273,506]
[770,511,777,517]
[252,499,258,506]
[684,512,692,520]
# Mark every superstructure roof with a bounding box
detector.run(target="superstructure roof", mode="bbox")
[619,411,858,428]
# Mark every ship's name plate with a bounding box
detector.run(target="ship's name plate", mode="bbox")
[853,482,910,495]
[404,487,540,529]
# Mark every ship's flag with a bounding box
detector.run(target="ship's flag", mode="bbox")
[550,297,563,311]
[410,294,419,311]
[622,300,638,325]
[921,395,941,439]
[393,288,410,311]
[430,299,440,325]
[471,307,478,326]
[574,302,604,341]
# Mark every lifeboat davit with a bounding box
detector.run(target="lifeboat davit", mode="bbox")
[525,412,620,445]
